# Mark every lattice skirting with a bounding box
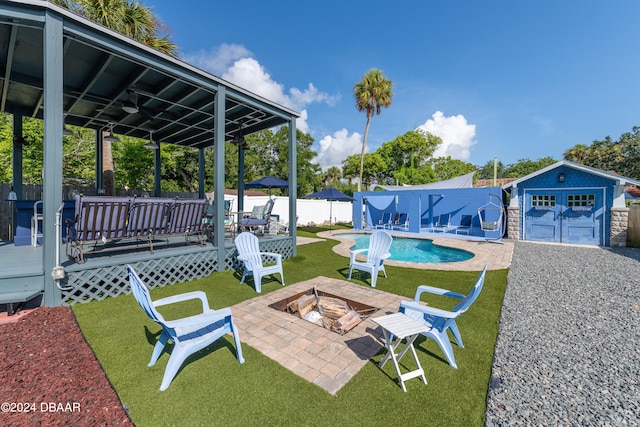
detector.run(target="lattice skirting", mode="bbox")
[62,249,219,305]
[61,237,294,305]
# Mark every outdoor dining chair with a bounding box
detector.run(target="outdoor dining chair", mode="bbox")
[126,265,245,391]
[240,198,275,234]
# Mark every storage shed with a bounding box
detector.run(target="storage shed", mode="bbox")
[503,160,640,247]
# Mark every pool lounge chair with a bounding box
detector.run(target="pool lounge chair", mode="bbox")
[428,214,451,233]
[391,213,409,231]
[375,212,393,229]
[455,214,472,235]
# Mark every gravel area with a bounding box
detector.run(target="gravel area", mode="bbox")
[485,242,640,426]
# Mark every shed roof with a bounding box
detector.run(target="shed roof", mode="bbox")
[502,160,640,189]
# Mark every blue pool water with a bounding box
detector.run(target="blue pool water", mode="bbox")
[336,233,474,263]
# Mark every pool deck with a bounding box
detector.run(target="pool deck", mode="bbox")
[319,230,514,271]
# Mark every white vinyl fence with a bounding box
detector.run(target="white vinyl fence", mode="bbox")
[231,196,353,228]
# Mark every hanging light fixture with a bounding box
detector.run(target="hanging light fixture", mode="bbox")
[231,121,246,148]
[144,131,159,149]
[104,123,120,142]
[122,89,139,114]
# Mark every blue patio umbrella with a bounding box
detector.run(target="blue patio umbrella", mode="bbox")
[304,188,353,228]
[245,176,289,197]
[245,176,289,189]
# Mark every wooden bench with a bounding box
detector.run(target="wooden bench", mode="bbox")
[0,291,42,316]
[65,195,207,263]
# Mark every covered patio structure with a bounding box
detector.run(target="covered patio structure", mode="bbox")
[0,1,299,307]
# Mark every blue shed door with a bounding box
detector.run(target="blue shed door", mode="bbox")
[524,190,603,246]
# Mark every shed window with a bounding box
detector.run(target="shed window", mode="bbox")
[532,195,556,207]
[567,194,595,207]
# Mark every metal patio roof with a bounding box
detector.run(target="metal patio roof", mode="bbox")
[0,0,299,148]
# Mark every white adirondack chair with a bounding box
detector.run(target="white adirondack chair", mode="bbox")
[234,232,285,292]
[399,265,487,368]
[127,265,245,391]
[348,230,393,288]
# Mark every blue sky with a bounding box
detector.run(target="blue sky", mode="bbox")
[149,1,640,170]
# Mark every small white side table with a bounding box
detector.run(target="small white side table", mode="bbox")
[373,312,430,392]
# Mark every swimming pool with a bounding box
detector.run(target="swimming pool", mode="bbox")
[335,233,474,263]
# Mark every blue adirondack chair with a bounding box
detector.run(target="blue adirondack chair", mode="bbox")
[127,265,245,390]
[399,265,487,368]
[234,232,285,292]
[348,230,393,288]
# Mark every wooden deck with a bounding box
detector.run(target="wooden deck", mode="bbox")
[0,233,294,309]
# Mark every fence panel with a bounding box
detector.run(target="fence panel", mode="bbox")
[628,205,640,246]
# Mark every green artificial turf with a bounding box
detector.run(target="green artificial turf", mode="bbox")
[73,227,508,427]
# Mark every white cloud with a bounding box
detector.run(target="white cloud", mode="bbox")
[182,45,338,135]
[417,111,476,161]
[315,128,362,170]
[182,43,252,76]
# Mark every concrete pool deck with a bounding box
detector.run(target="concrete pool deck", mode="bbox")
[320,230,514,271]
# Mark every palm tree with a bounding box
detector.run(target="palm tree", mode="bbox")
[353,69,393,191]
[51,0,177,195]
[325,166,341,185]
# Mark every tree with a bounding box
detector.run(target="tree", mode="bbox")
[354,69,393,191]
[564,127,640,179]
[476,159,506,180]
[432,157,476,182]
[377,129,441,185]
[324,166,342,186]
[563,143,591,165]
[504,157,556,178]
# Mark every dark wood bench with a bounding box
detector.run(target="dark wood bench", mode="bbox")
[65,195,207,262]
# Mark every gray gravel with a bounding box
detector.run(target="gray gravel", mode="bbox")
[485,241,640,426]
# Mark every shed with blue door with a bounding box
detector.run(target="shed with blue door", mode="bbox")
[502,160,640,247]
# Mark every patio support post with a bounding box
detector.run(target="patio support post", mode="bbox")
[213,88,226,270]
[11,114,23,201]
[198,148,205,199]
[238,146,245,213]
[153,142,161,197]
[288,118,297,255]
[42,11,64,306]
[95,129,103,194]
